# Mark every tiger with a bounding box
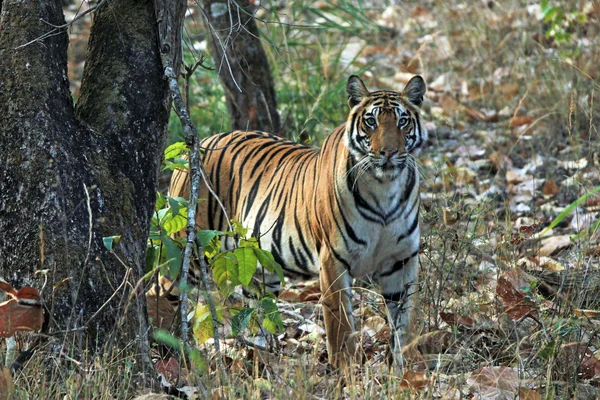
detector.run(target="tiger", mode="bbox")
[169,75,427,368]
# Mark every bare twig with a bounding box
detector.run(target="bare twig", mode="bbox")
[156,0,225,372]
[15,0,108,50]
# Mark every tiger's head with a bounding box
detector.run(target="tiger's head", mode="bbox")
[344,75,427,179]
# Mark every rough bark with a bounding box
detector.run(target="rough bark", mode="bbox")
[0,0,181,359]
[202,0,281,134]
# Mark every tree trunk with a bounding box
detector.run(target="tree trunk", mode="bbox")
[0,0,182,359]
[202,0,281,134]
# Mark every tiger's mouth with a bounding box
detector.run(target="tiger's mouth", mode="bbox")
[372,154,407,171]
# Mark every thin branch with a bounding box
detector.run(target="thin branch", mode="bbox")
[84,268,132,326]
[156,2,225,372]
[197,5,242,92]
[15,0,108,50]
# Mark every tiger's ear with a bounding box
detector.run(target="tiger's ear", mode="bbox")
[346,75,370,108]
[402,75,426,107]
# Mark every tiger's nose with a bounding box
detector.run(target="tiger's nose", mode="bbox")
[379,148,398,158]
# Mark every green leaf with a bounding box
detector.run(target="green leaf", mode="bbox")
[539,340,557,360]
[162,161,189,171]
[186,346,207,372]
[198,230,226,247]
[231,308,255,336]
[161,234,182,278]
[167,196,182,217]
[155,192,168,212]
[203,237,222,260]
[541,186,600,235]
[234,247,258,287]
[212,255,239,297]
[192,304,222,345]
[240,237,259,248]
[259,297,283,334]
[145,245,159,272]
[254,248,285,287]
[231,220,249,238]
[162,207,188,235]
[103,235,121,252]
[164,141,188,159]
[153,329,182,350]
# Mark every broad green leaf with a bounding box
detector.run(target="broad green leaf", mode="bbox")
[155,192,168,212]
[254,248,285,287]
[541,186,600,235]
[164,141,188,159]
[203,237,222,260]
[145,245,159,272]
[212,255,239,297]
[192,304,221,345]
[161,234,181,278]
[240,237,259,248]
[262,317,278,334]
[169,196,189,208]
[153,329,182,350]
[167,196,182,217]
[103,235,121,252]
[156,207,170,221]
[234,247,257,287]
[231,307,255,336]
[162,207,187,235]
[198,230,226,247]
[259,297,283,333]
[231,220,249,238]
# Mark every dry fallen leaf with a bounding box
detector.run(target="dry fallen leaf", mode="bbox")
[0,281,44,337]
[278,288,301,302]
[468,366,536,399]
[539,235,572,256]
[146,293,176,330]
[399,370,431,390]
[518,256,565,272]
[298,280,321,302]
[489,151,512,172]
[556,343,600,381]
[509,115,535,128]
[496,269,537,320]
[542,180,560,197]
[439,312,475,328]
[573,309,600,318]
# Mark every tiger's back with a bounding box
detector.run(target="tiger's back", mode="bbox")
[170,130,324,279]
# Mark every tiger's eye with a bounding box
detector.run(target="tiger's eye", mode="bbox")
[398,116,410,128]
[365,117,377,126]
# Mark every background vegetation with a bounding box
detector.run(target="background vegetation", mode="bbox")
[3,0,600,398]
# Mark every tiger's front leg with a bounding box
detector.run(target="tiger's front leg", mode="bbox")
[379,253,420,369]
[319,251,357,368]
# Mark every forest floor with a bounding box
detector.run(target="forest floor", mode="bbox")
[4,1,600,399]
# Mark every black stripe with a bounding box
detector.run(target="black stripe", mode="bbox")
[379,250,419,278]
[396,214,419,243]
[244,178,262,220]
[289,236,309,272]
[382,289,406,303]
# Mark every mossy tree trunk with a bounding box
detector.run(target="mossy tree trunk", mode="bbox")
[0,0,182,360]
[202,0,281,134]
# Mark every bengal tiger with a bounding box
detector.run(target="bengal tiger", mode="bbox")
[169,75,427,368]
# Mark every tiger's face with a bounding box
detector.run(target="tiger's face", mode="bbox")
[345,75,427,179]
